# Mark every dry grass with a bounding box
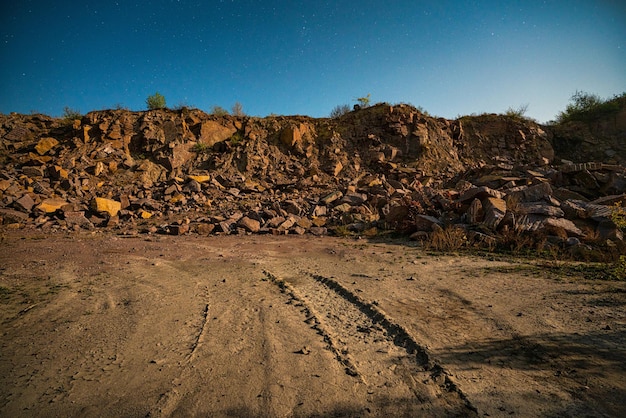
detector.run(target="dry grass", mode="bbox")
[425,226,467,251]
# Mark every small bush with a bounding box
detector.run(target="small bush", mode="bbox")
[355,94,371,108]
[62,106,82,121]
[231,102,245,117]
[611,202,626,230]
[330,104,351,118]
[504,104,529,119]
[426,226,467,251]
[146,92,166,110]
[229,131,244,145]
[556,91,626,123]
[211,106,229,116]
[192,142,210,154]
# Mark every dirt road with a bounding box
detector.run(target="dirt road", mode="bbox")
[1,232,625,417]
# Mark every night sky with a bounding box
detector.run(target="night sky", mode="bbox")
[1,1,625,122]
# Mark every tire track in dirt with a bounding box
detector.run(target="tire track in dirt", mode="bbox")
[264,270,477,416]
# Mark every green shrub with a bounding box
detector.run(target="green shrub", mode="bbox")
[612,202,626,230]
[355,93,371,108]
[330,104,351,118]
[192,142,210,154]
[146,92,166,110]
[62,106,82,121]
[556,91,626,123]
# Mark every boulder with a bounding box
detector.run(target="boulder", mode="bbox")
[543,218,585,238]
[482,197,507,229]
[64,211,93,230]
[0,209,29,224]
[35,137,59,155]
[198,120,237,147]
[92,197,121,217]
[238,216,261,233]
[14,194,36,212]
[519,202,565,217]
[466,198,484,224]
[459,186,505,203]
[36,198,69,214]
[281,123,306,147]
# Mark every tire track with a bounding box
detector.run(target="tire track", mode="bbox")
[264,270,477,415]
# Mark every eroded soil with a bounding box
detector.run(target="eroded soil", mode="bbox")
[1,232,625,417]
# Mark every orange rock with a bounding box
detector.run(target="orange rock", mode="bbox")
[36,198,69,213]
[35,137,59,155]
[92,197,121,217]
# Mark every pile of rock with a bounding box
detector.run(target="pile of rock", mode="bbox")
[1,104,624,253]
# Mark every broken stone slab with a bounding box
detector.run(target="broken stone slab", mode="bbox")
[458,186,505,203]
[466,198,484,224]
[0,208,29,224]
[311,205,327,217]
[277,216,297,232]
[13,194,36,213]
[519,202,565,217]
[22,165,46,178]
[482,197,507,229]
[188,175,211,183]
[195,223,216,235]
[167,223,190,235]
[338,193,367,206]
[238,216,261,233]
[333,203,352,213]
[36,198,69,214]
[591,194,626,207]
[64,211,94,230]
[320,191,343,205]
[584,204,613,222]
[561,200,588,219]
[543,217,585,238]
[282,200,302,215]
[310,226,328,236]
[92,197,122,217]
[507,182,553,202]
[413,214,442,231]
[552,187,589,202]
[35,137,59,155]
[292,226,306,235]
[266,216,285,228]
[296,217,313,229]
[385,205,410,224]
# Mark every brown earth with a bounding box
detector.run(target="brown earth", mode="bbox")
[1,231,625,417]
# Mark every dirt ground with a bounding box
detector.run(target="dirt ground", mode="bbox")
[1,231,625,417]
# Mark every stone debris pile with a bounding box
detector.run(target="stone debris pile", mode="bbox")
[1,104,624,254]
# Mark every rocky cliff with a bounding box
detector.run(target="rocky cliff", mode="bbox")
[1,104,624,258]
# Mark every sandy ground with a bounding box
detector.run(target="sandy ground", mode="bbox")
[1,231,625,417]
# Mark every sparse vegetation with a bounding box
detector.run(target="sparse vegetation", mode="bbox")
[62,106,82,123]
[192,142,210,154]
[231,102,245,117]
[426,226,468,251]
[556,91,626,123]
[211,105,229,116]
[146,92,167,110]
[504,104,529,119]
[330,104,351,118]
[611,202,626,230]
[356,94,371,108]
[229,131,244,145]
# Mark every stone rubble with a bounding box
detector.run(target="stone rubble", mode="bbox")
[1,104,624,255]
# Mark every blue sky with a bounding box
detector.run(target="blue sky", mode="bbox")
[1,1,624,122]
